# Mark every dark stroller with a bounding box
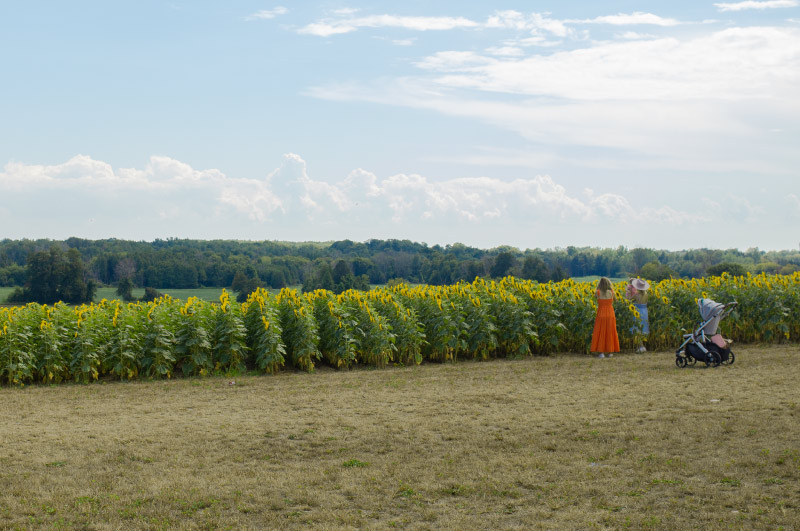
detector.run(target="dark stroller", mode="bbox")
[675,299,736,368]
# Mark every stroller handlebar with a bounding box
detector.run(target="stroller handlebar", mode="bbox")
[721,302,738,316]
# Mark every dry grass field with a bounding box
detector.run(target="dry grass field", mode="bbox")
[1,345,798,530]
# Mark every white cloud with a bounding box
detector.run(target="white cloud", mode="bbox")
[245,6,288,21]
[416,27,800,102]
[218,188,281,222]
[5,154,795,248]
[302,9,672,40]
[1,155,280,222]
[298,14,479,37]
[715,0,799,12]
[332,8,360,16]
[415,51,497,71]
[0,154,702,235]
[703,194,767,224]
[569,12,681,26]
[485,11,572,37]
[615,31,658,40]
[306,24,800,172]
[295,9,680,40]
[298,10,576,38]
[485,46,525,57]
[517,35,564,48]
[221,157,699,227]
[723,194,766,222]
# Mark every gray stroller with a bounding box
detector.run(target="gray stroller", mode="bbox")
[675,299,737,368]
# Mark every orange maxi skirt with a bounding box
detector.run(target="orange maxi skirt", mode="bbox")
[591,298,620,353]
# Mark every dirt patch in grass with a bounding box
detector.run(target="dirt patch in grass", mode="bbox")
[1,345,798,529]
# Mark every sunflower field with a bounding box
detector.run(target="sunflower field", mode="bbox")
[1,272,798,385]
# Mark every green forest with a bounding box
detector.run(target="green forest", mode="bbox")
[2,237,799,304]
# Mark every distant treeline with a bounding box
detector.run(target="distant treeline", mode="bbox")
[1,238,799,293]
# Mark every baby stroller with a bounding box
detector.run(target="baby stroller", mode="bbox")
[675,299,736,368]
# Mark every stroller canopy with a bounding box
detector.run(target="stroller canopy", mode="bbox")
[698,298,725,335]
[698,298,725,321]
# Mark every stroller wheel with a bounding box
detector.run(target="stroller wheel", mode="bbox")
[706,352,721,367]
[676,356,687,368]
[687,356,697,366]
[724,351,735,365]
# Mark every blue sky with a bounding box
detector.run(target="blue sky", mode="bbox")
[1,1,798,251]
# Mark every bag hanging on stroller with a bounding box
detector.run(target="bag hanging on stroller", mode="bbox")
[675,299,736,368]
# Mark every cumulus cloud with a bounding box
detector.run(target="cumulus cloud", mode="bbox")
[703,194,767,224]
[1,154,703,240]
[1,155,282,228]
[0,154,232,192]
[715,0,799,11]
[724,195,767,222]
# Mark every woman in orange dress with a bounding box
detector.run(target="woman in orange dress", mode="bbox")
[591,277,620,358]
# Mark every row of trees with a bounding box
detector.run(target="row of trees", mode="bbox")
[5,247,96,304]
[2,238,800,305]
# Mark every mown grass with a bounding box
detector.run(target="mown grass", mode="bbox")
[0,346,798,529]
[1,286,286,305]
[571,275,627,284]
[92,286,233,303]
[0,286,16,304]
